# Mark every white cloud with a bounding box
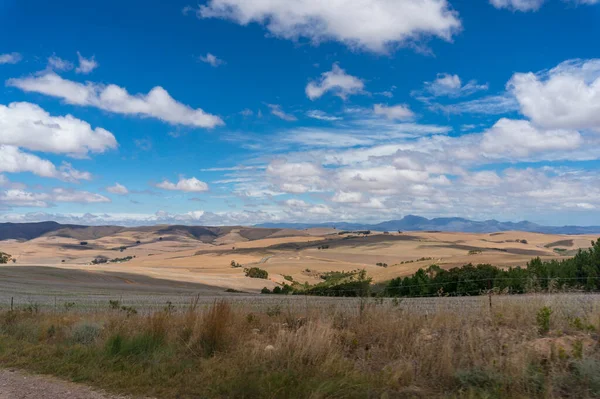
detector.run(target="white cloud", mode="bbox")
[7,72,224,128]
[422,73,488,97]
[47,55,74,71]
[306,64,364,100]
[50,188,111,204]
[266,159,325,193]
[267,104,297,121]
[306,110,341,121]
[377,91,394,98]
[509,59,600,130]
[0,53,22,64]
[336,165,433,193]
[58,163,92,181]
[0,190,49,207]
[0,188,110,208]
[199,53,225,67]
[332,191,363,203]
[480,119,582,157]
[308,204,331,215]
[0,145,91,182]
[75,52,98,74]
[463,171,502,187]
[284,199,309,208]
[196,0,461,53]
[489,0,545,11]
[156,177,209,192]
[0,102,117,156]
[0,209,284,226]
[107,183,129,195]
[373,104,415,121]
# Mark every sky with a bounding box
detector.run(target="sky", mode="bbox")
[1,0,600,227]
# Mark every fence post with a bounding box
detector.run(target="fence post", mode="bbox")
[488,291,492,311]
[10,296,13,311]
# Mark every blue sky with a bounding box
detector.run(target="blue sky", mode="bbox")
[1,0,600,226]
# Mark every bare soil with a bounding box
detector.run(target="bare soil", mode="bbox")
[0,369,130,399]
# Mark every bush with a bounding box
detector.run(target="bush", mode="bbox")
[80,241,88,246]
[0,251,11,264]
[261,287,271,294]
[230,260,242,268]
[71,322,102,345]
[245,267,269,279]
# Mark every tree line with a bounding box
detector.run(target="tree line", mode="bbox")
[385,239,600,297]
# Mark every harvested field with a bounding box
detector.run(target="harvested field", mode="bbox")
[1,229,597,293]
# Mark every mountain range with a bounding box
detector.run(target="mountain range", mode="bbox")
[256,215,600,235]
[0,216,599,242]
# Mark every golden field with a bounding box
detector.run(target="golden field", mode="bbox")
[0,226,595,292]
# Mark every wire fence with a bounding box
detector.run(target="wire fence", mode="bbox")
[4,282,600,316]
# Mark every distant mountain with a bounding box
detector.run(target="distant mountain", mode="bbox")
[0,216,599,242]
[256,215,600,235]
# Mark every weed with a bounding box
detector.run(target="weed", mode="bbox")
[536,306,553,335]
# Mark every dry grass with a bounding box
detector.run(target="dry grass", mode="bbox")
[1,295,600,398]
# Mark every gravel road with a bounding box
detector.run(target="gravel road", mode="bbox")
[0,369,129,399]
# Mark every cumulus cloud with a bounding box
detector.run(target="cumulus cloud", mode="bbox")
[267,104,297,121]
[480,119,582,157]
[0,145,91,182]
[195,0,461,53]
[331,191,363,203]
[284,199,309,208]
[266,159,325,193]
[156,177,209,192]
[306,64,364,100]
[107,183,129,195]
[0,102,117,156]
[373,104,415,121]
[198,53,225,67]
[75,52,98,74]
[509,59,600,130]
[0,53,22,64]
[7,72,224,128]
[422,73,488,97]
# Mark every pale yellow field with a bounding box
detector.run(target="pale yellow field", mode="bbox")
[0,227,597,292]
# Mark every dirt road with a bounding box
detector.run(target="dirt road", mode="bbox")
[0,369,128,399]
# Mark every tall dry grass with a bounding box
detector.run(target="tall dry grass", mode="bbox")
[1,295,600,398]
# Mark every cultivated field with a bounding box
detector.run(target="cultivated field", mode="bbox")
[1,226,596,293]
